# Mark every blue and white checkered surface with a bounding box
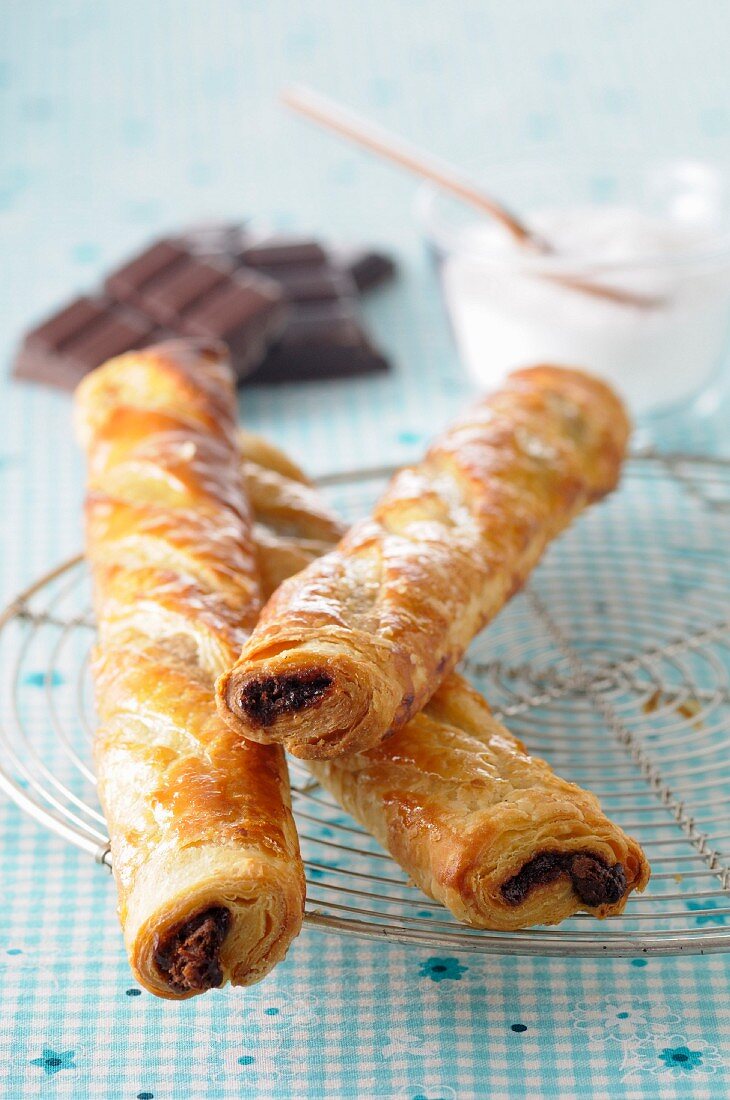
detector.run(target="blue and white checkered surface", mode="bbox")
[1,2,729,1097]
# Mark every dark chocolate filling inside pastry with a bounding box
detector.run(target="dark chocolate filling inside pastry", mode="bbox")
[238,672,333,726]
[154,906,231,993]
[501,851,627,908]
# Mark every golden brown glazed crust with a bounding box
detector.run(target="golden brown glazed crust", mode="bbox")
[75,340,305,1000]
[241,432,648,927]
[238,428,311,486]
[238,430,345,598]
[217,366,631,759]
[77,349,646,957]
[309,674,649,928]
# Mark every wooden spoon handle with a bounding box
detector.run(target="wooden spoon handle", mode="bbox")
[281,85,536,247]
[281,85,662,310]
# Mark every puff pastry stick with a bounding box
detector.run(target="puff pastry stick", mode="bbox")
[238,430,344,597]
[75,341,304,1000]
[309,675,649,927]
[217,366,631,759]
[247,440,648,925]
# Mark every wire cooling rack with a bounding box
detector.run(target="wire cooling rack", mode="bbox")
[0,451,729,958]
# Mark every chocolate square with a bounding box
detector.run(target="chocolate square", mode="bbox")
[14,296,156,391]
[12,224,396,389]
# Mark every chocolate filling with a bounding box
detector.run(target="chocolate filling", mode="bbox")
[154,906,231,993]
[501,851,627,908]
[238,672,333,727]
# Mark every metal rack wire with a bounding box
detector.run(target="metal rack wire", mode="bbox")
[0,451,729,957]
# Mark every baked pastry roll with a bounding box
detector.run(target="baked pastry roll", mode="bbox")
[309,674,649,928]
[75,340,305,999]
[217,366,631,758]
[244,439,649,926]
[238,430,344,597]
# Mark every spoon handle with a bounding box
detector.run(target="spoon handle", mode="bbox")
[281,84,536,247]
[281,85,662,310]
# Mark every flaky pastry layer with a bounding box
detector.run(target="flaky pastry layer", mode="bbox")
[244,431,649,928]
[75,341,304,999]
[217,366,631,758]
[309,674,649,928]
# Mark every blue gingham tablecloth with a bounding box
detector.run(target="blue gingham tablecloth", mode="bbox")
[1,2,729,1097]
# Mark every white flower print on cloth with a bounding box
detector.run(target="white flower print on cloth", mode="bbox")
[395,1084,457,1100]
[622,1034,728,1080]
[249,991,319,1031]
[381,1028,438,1060]
[208,992,320,1084]
[571,997,680,1043]
[214,1042,296,1085]
[0,948,60,992]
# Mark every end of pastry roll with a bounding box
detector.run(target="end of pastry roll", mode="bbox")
[308,673,650,930]
[123,847,305,1000]
[444,804,649,931]
[216,622,406,759]
[94,642,307,1001]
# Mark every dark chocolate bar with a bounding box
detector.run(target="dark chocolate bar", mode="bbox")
[180,271,287,375]
[14,243,286,388]
[247,301,388,385]
[336,247,397,292]
[239,238,328,271]
[223,235,387,385]
[12,224,396,389]
[183,226,397,295]
[235,238,353,303]
[105,241,286,376]
[13,297,158,391]
[104,240,190,304]
[106,240,288,378]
